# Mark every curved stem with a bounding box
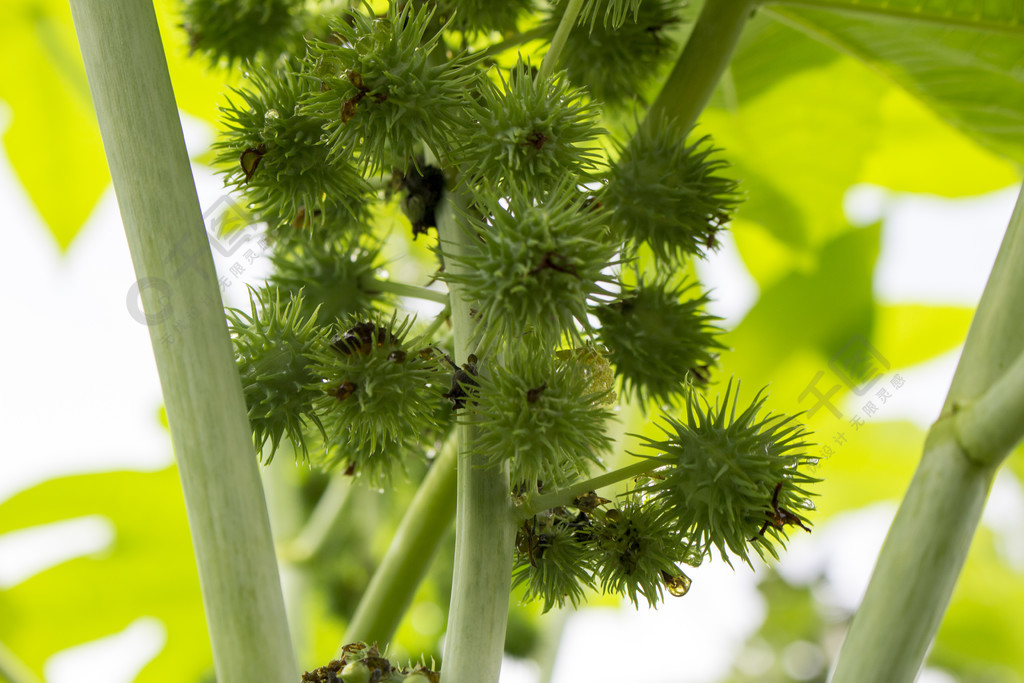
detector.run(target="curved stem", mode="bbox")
[69,2,296,680]
[437,191,517,683]
[341,436,458,648]
[537,0,584,83]
[643,0,758,133]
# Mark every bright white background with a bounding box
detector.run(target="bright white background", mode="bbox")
[1,101,1022,682]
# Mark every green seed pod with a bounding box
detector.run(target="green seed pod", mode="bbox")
[544,0,685,107]
[311,315,445,481]
[594,276,725,406]
[637,381,818,567]
[215,66,371,235]
[512,509,595,612]
[182,0,303,64]
[302,2,483,173]
[575,0,644,29]
[603,116,739,263]
[456,59,603,192]
[443,182,618,348]
[269,235,384,322]
[435,0,535,33]
[592,495,690,608]
[473,338,615,488]
[341,660,371,683]
[226,287,328,462]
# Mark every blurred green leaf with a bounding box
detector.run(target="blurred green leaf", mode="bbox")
[858,86,1021,195]
[0,0,232,250]
[0,0,108,249]
[703,57,886,252]
[721,224,881,389]
[0,468,210,683]
[874,303,974,370]
[766,0,1024,164]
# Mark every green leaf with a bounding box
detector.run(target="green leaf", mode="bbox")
[702,53,887,251]
[858,86,1021,195]
[765,0,1024,164]
[0,0,108,249]
[0,0,233,250]
[874,303,975,370]
[721,224,881,389]
[0,468,211,682]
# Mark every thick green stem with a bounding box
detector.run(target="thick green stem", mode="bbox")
[538,0,585,83]
[69,2,296,681]
[644,0,757,132]
[341,436,458,648]
[830,424,996,683]
[525,459,657,517]
[832,185,1024,682]
[437,193,517,683]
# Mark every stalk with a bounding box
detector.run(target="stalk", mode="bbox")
[643,0,757,132]
[341,436,458,648]
[68,2,296,681]
[283,472,355,564]
[537,0,585,83]
[437,193,517,683]
[525,459,656,517]
[831,185,1024,682]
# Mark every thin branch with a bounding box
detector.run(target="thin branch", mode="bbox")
[524,459,657,518]
[342,436,458,647]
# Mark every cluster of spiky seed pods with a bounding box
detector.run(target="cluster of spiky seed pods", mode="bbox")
[197,0,818,625]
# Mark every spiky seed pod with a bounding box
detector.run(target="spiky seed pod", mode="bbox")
[603,117,740,263]
[182,0,303,64]
[472,339,615,488]
[269,235,384,322]
[456,59,603,192]
[302,2,482,173]
[214,66,371,234]
[594,277,725,406]
[576,0,644,29]
[544,0,685,107]
[512,509,596,612]
[311,315,445,481]
[435,0,535,33]
[227,287,328,462]
[592,496,691,608]
[636,381,818,567]
[443,183,618,348]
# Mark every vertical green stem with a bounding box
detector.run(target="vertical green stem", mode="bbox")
[436,193,517,683]
[68,2,296,681]
[643,0,757,132]
[341,436,459,648]
[538,0,585,83]
[832,185,1024,682]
